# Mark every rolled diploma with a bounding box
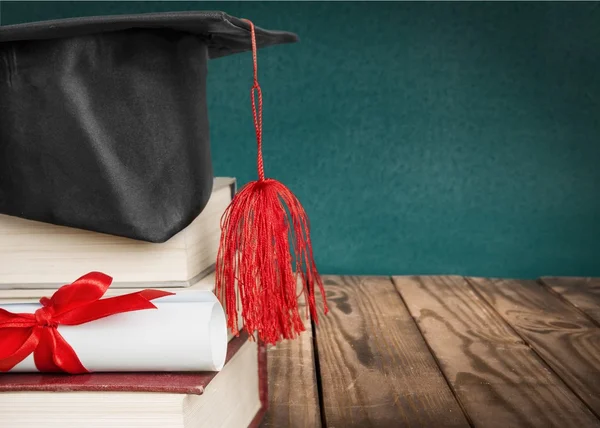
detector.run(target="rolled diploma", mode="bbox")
[3,290,227,372]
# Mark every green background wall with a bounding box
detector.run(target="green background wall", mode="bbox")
[2,1,599,278]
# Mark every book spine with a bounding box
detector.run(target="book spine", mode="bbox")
[248,339,268,428]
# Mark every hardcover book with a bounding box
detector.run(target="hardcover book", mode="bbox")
[0,178,235,289]
[0,332,268,428]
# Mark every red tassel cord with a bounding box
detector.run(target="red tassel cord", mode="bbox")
[215,20,328,345]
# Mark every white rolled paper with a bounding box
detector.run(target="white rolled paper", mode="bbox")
[2,290,227,372]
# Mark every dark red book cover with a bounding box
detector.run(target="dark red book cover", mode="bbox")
[0,331,264,396]
[0,331,268,426]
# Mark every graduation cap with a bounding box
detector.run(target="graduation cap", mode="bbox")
[0,11,328,344]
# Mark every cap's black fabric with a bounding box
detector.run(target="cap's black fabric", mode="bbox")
[0,12,298,243]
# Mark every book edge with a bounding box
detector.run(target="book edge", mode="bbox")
[0,331,250,396]
[248,339,268,428]
[0,177,236,288]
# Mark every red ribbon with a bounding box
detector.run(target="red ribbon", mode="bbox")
[0,272,173,374]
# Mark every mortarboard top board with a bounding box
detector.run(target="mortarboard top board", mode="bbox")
[0,11,298,243]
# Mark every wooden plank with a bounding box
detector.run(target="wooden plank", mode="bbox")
[261,309,321,428]
[541,277,600,323]
[394,275,600,428]
[315,276,469,428]
[468,277,600,420]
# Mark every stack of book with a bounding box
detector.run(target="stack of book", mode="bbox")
[0,178,268,428]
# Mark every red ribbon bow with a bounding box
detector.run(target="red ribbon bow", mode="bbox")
[0,272,173,374]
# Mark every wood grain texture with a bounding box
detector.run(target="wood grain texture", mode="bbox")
[468,277,600,419]
[540,277,600,323]
[316,276,469,428]
[261,309,321,428]
[394,275,600,428]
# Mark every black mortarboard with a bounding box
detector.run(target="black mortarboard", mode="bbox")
[0,12,327,344]
[0,11,297,243]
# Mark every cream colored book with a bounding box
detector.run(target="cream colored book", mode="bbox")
[0,336,264,428]
[0,177,235,289]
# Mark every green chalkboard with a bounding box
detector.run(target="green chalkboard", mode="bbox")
[2,1,599,278]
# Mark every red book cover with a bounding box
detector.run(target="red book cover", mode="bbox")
[0,331,268,425]
[0,331,268,418]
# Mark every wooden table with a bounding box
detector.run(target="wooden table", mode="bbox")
[260,276,600,427]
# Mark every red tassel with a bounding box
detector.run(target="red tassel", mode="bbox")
[215,20,328,345]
